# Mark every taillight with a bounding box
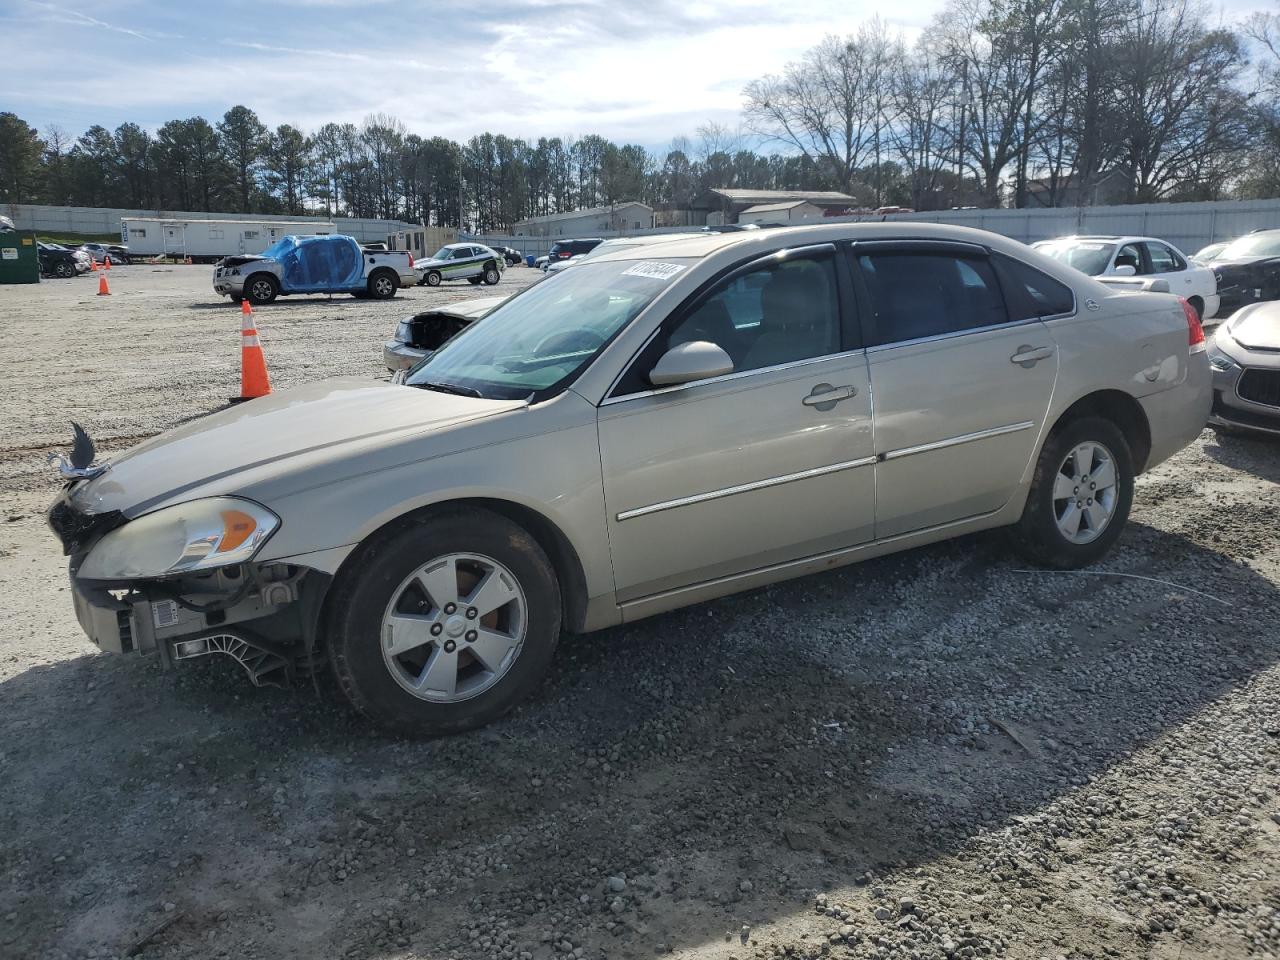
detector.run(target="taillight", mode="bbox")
[1180,297,1206,354]
[408,253,414,268]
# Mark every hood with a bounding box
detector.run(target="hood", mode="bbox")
[414,256,454,269]
[1226,304,1280,351]
[69,379,525,517]
[1212,256,1280,276]
[219,254,270,268]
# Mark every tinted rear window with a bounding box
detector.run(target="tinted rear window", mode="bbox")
[855,251,1008,345]
[996,255,1075,319]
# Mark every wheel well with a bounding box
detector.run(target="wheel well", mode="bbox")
[244,270,277,289]
[369,266,397,282]
[1049,390,1152,472]
[349,498,591,634]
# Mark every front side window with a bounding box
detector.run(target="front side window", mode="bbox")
[856,251,1008,345]
[671,254,841,373]
[1115,243,1143,273]
[406,258,693,400]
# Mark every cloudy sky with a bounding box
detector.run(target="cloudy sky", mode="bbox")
[2,0,1271,149]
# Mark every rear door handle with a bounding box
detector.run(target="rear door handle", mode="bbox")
[1010,345,1054,367]
[803,383,857,410]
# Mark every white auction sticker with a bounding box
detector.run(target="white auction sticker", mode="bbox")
[0,248,16,260]
[621,261,686,281]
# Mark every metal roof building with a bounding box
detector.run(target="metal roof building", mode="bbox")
[513,202,654,238]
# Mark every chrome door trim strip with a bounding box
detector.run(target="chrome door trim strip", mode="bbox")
[882,420,1036,462]
[615,455,877,522]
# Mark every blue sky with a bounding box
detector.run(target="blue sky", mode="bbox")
[2,0,1272,149]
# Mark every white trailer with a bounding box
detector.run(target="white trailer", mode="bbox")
[119,217,337,260]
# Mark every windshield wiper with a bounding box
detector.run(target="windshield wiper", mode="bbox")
[412,380,484,399]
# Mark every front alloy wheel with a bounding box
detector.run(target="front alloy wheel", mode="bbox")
[381,553,527,702]
[327,507,561,736]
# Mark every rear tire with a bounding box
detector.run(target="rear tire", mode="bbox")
[327,508,562,737]
[467,276,483,285]
[368,269,398,300]
[245,273,279,305]
[1010,417,1134,568]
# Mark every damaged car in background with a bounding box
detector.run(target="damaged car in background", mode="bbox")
[49,222,1210,737]
[1207,299,1280,436]
[384,296,507,377]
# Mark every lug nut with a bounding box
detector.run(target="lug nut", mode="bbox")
[465,607,478,619]
[1073,486,1079,495]
[444,602,457,614]
[1090,482,1096,490]
[1087,498,1094,505]
[465,630,477,643]
[430,623,443,636]
[444,640,456,653]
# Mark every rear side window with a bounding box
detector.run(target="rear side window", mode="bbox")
[996,255,1075,320]
[1145,242,1184,273]
[855,251,1008,345]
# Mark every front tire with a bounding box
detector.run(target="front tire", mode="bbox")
[424,270,442,287]
[1010,417,1134,568]
[482,263,501,286]
[327,508,562,736]
[55,261,74,278]
[245,273,279,305]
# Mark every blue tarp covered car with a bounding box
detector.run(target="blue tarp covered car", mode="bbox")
[212,235,416,304]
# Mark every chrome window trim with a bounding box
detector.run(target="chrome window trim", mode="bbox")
[864,315,1049,353]
[881,420,1036,461]
[615,455,878,522]
[600,348,869,407]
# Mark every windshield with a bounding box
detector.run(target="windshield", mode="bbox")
[1035,240,1115,276]
[1219,233,1280,260]
[429,246,455,260]
[260,238,292,259]
[406,258,693,400]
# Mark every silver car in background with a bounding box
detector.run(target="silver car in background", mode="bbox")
[50,223,1210,736]
[1208,300,1280,436]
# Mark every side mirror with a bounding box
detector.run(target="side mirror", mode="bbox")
[648,341,734,387]
[1113,264,1137,277]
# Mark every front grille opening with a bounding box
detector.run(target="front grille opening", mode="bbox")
[1239,368,1280,408]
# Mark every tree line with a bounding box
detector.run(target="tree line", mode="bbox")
[1,0,1278,232]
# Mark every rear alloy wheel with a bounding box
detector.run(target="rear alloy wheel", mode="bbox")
[1011,416,1133,568]
[327,508,561,736]
[483,264,501,286]
[368,270,398,300]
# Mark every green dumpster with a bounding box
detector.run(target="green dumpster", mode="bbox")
[0,230,40,284]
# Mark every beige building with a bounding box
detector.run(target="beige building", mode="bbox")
[738,200,827,225]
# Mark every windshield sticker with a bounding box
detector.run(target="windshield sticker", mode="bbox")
[621,261,687,281]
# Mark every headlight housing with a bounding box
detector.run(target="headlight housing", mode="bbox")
[78,497,279,580]
[394,320,413,344]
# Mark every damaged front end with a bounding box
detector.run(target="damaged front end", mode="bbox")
[51,489,331,688]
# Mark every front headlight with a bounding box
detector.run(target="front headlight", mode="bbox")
[78,497,279,580]
[394,320,413,344]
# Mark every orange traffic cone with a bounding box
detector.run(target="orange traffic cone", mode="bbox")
[103,255,111,271]
[234,300,272,401]
[96,265,111,296]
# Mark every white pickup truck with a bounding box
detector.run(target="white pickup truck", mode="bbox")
[212,234,415,304]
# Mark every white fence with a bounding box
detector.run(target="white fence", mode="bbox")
[470,198,1280,261]
[1,203,421,245]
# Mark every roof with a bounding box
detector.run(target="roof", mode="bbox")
[120,217,335,226]
[740,200,815,214]
[513,202,654,226]
[710,188,856,206]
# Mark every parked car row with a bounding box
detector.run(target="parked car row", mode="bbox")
[36,242,91,278]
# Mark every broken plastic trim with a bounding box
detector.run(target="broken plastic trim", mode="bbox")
[170,630,295,688]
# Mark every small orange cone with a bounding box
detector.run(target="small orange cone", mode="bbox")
[96,265,111,296]
[234,300,272,401]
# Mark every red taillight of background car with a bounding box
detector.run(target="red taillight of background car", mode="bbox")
[408,253,414,268]
[1179,297,1206,354]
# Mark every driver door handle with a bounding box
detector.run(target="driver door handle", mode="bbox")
[803,383,857,408]
[1010,345,1054,367]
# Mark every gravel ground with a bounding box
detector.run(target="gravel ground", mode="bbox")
[0,267,1278,960]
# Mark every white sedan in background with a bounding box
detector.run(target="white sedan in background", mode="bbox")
[1033,235,1219,321]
